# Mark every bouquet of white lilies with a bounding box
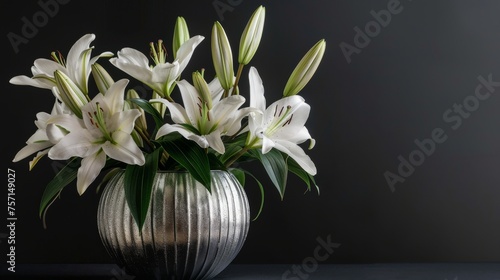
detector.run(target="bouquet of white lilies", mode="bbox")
[10,6,325,228]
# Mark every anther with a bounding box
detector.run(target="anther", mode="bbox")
[278,106,284,117]
[282,114,293,127]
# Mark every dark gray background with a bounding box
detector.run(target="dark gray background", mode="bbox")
[2,0,500,265]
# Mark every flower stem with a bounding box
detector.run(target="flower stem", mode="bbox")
[225,145,250,168]
[225,138,258,168]
[222,89,229,99]
[164,93,175,103]
[231,63,245,96]
[160,150,170,167]
[155,89,175,103]
[137,127,155,150]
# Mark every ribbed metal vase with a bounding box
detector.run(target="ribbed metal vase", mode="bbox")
[97,170,250,280]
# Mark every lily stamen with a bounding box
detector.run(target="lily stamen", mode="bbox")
[282,114,293,127]
[91,103,113,142]
[278,106,284,117]
[150,40,167,65]
[50,51,66,66]
[267,105,294,135]
[87,112,96,127]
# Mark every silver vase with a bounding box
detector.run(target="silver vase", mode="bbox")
[97,170,250,280]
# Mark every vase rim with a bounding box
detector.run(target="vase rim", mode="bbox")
[115,169,231,174]
[155,169,229,174]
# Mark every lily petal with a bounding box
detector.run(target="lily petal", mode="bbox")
[26,130,48,145]
[225,107,258,135]
[47,114,84,132]
[205,130,225,154]
[151,98,190,124]
[77,150,106,195]
[102,131,145,165]
[110,48,154,86]
[66,34,95,84]
[208,77,224,103]
[274,140,317,175]
[262,95,305,128]
[89,51,114,66]
[28,149,50,171]
[107,109,141,135]
[249,67,266,112]
[247,111,264,140]
[151,62,179,84]
[34,112,52,129]
[67,34,95,68]
[176,35,204,73]
[286,126,314,145]
[45,123,67,144]
[177,80,202,124]
[13,142,53,162]
[210,95,246,125]
[261,136,275,154]
[33,58,66,77]
[48,130,99,160]
[267,100,311,140]
[156,123,208,148]
[9,75,51,89]
[103,79,129,115]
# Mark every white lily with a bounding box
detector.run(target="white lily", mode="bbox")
[12,100,80,170]
[110,36,204,98]
[246,67,317,175]
[153,77,250,154]
[48,79,145,195]
[9,34,113,94]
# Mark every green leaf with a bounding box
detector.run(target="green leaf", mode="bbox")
[287,157,311,191]
[250,149,288,199]
[287,157,319,195]
[157,133,211,191]
[242,170,265,221]
[219,143,243,164]
[124,147,161,231]
[230,168,245,187]
[95,167,121,194]
[309,174,320,195]
[208,153,226,170]
[225,133,247,146]
[39,158,81,225]
[128,98,164,130]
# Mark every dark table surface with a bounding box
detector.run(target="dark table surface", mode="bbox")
[1,263,499,279]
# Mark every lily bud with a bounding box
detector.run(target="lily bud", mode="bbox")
[192,71,213,109]
[238,5,265,65]
[211,21,234,91]
[130,129,144,148]
[172,16,190,60]
[152,92,167,117]
[126,89,148,132]
[91,63,114,94]
[283,39,326,97]
[54,70,88,118]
